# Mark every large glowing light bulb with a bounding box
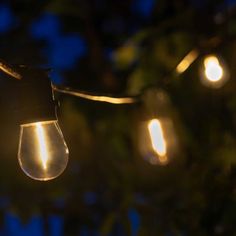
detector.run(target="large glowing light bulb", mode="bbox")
[200,54,229,88]
[18,120,69,181]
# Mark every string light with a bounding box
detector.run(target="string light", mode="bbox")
[0,36,232,180]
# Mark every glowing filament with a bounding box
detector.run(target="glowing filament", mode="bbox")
[176,49,199,74]
[36,123,48,170]
[204,55,223,82]
[148,119,167,159]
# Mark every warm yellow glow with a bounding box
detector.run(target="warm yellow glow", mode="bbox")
[176,50,199,74]
[204,55,223,82]
[18,120,69,181]
[35,123,49,170]
[148,119,167,162]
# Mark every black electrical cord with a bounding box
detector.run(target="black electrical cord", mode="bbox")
[51,84,139,104]
[0,60,139,104]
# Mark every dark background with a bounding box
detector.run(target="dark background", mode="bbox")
[0,0,236,235]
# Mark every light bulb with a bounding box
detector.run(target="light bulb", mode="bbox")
[139,117,178,165]
[18,120,69,181]
[138,89,179,165]
[200,54,229,88]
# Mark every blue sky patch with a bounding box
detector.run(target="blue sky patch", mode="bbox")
[31,13,61,41]
[0,4,15,33]
[132,0,155,18]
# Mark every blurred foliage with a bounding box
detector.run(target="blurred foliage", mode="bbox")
[1,0,236,235]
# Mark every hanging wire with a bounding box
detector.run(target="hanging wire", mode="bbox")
[0,61,138,104]
[0,59,22,80]
[52,84,139,104]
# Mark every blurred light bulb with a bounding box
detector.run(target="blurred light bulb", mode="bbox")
[176,49,199,74]
[200,54,229,88]
[18,120,69,181]
[148,119,167,163]
[204,56,223,81]
[138,89,179,165]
